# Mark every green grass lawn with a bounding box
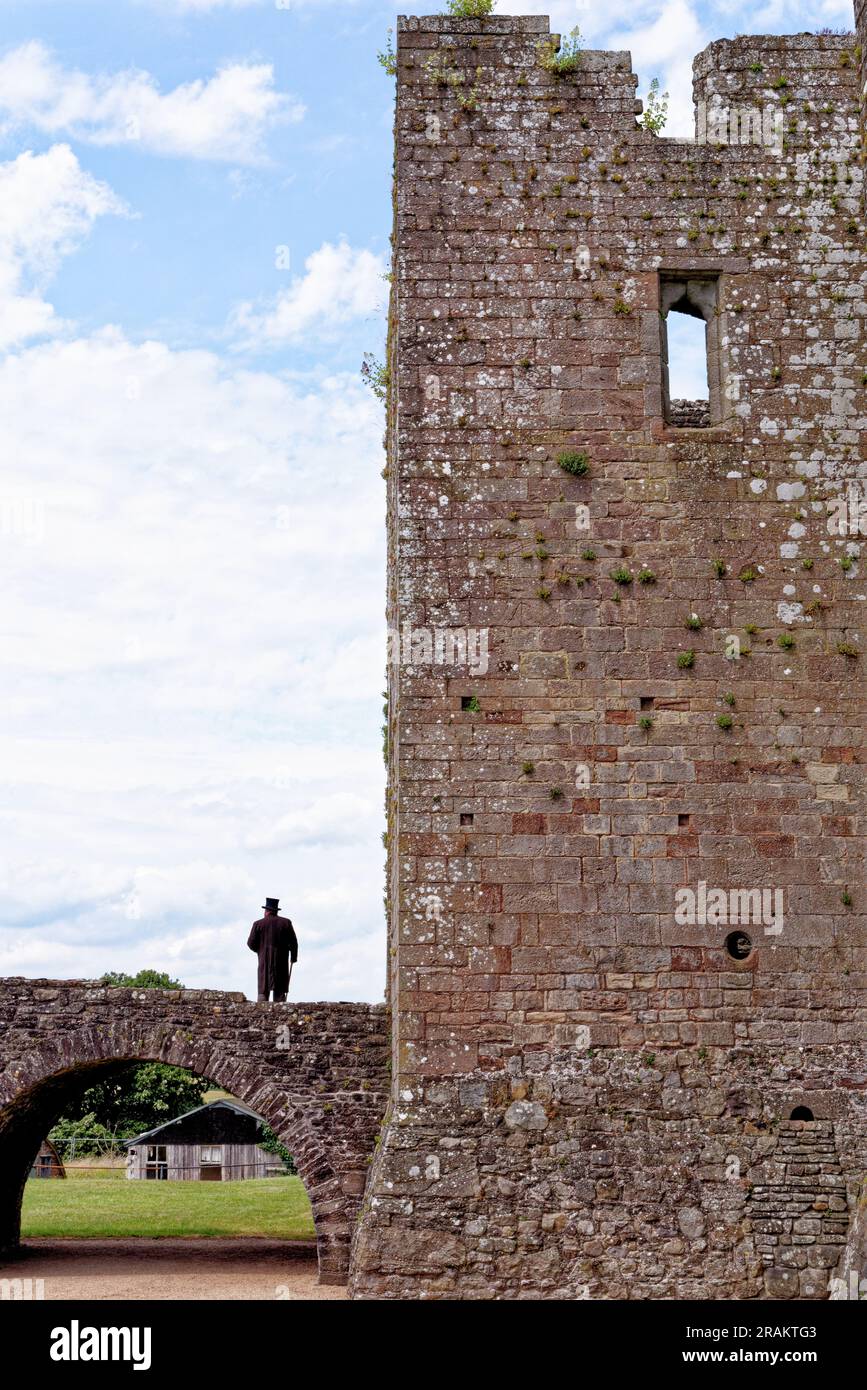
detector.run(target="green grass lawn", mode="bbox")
[22,1176,315,1240]
[64,1163,127,1181]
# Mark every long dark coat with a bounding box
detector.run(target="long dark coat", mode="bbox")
[247,914,298,996]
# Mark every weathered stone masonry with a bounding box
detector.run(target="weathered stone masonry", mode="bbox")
[0,981,388,1285]
[350,12,866,1298]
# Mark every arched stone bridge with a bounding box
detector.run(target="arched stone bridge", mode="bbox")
[0,979,389,1285]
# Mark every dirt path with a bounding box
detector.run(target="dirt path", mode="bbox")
[0,1239,347,1301]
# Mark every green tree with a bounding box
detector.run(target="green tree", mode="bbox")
[258,1124,297,1175]
[101,969,184,990]
[445,0,494,15]
[49,1114,117,1159]
[51,969,210,1148]
[55,1064,210,1142]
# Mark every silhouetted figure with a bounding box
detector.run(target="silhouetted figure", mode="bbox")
[248,898,298,1003]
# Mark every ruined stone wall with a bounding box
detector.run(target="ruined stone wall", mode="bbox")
[352,12,866,1300]
[0,980,388,1284]
[857,0,867,209]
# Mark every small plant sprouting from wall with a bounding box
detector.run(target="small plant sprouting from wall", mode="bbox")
[712,558,727,578]
[557,450,589,476]
[378,30,397,77]
[678,650,696,669]
[685,614,703,631]
[362,352,390,403]
[538,27,583,76]
[639,78,670,134]
[522,761,535,776]
[639,716,654,731]
[424,55,482,110]
[610,567,633,586]
[777,632,796,650]
[717,714,734,731]
[837,642,859,658]
[637,569,656,585]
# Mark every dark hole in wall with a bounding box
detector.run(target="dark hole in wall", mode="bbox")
[725,930,753,961]
[460,813,474,827]
[678,814,691,829]
[640,697,655,710]
[790,1106,815,1121]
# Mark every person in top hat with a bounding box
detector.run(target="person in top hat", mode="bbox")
[247,898,298,1003]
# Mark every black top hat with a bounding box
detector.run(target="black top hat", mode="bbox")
[263,898,280,913]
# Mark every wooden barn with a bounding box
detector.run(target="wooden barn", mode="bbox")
[30,1138,66,1179]
[124,1099,284,1182]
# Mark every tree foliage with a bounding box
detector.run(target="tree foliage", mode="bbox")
[55,1063,211,1144]
[101,969,184,990]
[51,969,208,1150]
[445,0,495,16]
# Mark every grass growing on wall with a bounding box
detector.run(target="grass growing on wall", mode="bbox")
[22,1176,315,1241]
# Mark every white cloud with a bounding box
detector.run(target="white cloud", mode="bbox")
[0,144,127,348]
[230,239,387,348]
[0,41,304,163]
[609,0,706,137]
[245,792,380,850]
[0,320,387,1000]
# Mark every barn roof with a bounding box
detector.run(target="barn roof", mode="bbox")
[33,1137,66,1176]
[123,1099,266,1148]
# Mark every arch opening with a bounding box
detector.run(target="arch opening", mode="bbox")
[789,1105,815,1122]
[0,1046,348,1286]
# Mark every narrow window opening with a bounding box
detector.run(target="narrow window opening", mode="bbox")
[460,813,474,827]
[725,930,752,961]
[666,312,709,426]
[790,1106,815,1122]
[660,275,723,429]
[678,814,691,830]
[640,697,655,711]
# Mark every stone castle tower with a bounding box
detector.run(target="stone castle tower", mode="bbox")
[351,9,866,1299]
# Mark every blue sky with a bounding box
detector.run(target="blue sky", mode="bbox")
[0,0,856,1001]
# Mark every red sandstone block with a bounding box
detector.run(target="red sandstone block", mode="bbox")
[671,948,703,972]
[512,813,546,835]
[754,835,796,856]
[666,835,699,857]
[822,817,854,836]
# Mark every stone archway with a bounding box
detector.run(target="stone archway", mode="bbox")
[0,982,389,1285]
